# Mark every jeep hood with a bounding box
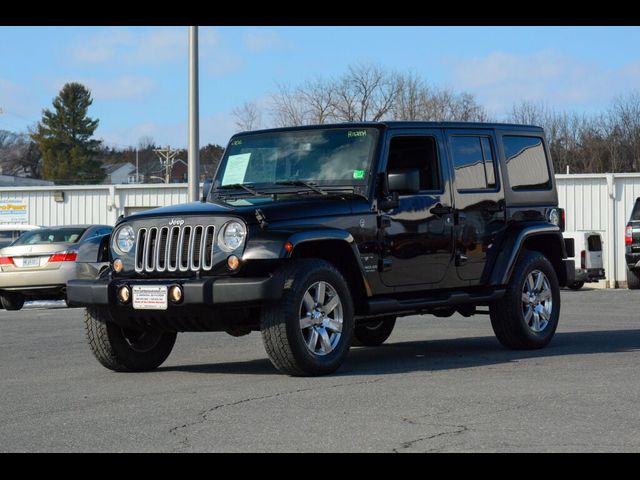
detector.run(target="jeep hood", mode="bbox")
[124,195,357,225]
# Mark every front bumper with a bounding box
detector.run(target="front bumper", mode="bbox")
[66,275,282,308]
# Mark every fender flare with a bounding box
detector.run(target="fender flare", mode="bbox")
[285,229,372,297]
[488,224,566,286]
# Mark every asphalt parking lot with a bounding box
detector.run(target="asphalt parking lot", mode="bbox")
[1,289,640,452]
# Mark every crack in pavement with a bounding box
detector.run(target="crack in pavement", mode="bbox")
[168,378,383,452]
[392,424,470,453]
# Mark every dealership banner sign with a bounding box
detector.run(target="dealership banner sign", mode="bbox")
[0,199,28,223]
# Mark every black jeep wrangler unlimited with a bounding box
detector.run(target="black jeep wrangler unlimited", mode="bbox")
[68,122,574,376]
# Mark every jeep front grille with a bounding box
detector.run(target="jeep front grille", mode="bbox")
[135,225,215,273]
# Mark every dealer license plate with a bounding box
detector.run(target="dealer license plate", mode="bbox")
[132,285,168,310]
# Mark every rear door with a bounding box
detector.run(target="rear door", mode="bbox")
[446,129,506,284]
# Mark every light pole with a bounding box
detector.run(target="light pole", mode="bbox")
[188,26,200,201]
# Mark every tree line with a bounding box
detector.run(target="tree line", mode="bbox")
[3,66,640,185]
[233,63,640,176]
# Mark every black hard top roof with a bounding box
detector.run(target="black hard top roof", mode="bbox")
[234,121,544,137]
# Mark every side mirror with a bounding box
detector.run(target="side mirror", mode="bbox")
[201,178,213,202]
[387,169,420,194]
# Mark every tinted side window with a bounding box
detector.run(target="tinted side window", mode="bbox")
[387,136,440,191]
[503,136,551,191]
[451,136,497,191]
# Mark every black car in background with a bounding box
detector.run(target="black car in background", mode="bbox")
[625,198,640,289]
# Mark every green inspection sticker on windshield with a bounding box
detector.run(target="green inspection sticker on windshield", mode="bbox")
[353,169,365,179]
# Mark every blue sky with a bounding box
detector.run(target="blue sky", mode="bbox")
[1,26,640,148]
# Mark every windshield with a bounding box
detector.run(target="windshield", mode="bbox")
[213,127,380,191]
[12,228,87,245]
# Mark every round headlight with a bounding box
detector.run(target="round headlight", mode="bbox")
[548,208,560,226]
[220,221,246,251]
[115,225,135,254]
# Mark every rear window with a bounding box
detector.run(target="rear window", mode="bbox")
[631,198,640,222]
[503,136,551,191]
[587,235,602,252]
[13,228,87,245]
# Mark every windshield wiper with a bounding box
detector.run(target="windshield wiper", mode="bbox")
[213,183,260,196]
[274,180,327,195]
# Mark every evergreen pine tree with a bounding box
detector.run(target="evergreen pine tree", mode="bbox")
[31,83,104,184]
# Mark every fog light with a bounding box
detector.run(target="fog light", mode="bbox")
[169,285,183,303]
[117,285,130,304]
[113,259,123,273]
[227,255,240,270]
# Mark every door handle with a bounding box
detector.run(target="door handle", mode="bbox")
[430,204,453,216]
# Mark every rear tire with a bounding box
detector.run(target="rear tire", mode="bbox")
[1,293,25,311]
[567,281,584,290]
[627,267,640,290]
[352,317,396,346]
[490,250,560,350]
[260,259,354,376]
[84,307,177,372]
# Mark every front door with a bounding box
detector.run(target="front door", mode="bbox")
[446,129,506,284]
[379,129,454,288]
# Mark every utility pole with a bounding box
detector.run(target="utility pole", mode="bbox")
[135,148,139,184]
[153,146,179,183]
[188,26,200,201]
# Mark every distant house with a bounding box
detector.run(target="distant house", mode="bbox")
[103,163,136,184]
[169,159,188,183]
[0,175,54,187]
[146,158,189,184]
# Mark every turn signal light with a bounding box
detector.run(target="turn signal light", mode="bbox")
[49,252,78,262]
[227,255,240,271]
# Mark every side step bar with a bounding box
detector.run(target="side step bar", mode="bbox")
[366,289,505,316]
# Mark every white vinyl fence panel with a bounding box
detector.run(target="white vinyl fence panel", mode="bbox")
[2,175,640,286]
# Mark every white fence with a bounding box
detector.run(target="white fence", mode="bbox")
[1,174,639,286]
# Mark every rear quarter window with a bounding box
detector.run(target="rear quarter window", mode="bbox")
[502,136,551,191]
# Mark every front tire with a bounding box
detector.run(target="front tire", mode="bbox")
[490,250,560,350]
[84,307,177,372]
[352,317,396,346]
[567,281,584,290]
[627,267,640,290]
[1,293,25,311]
[260,259,354,376]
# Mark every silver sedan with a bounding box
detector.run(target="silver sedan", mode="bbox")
[0,225,112,310]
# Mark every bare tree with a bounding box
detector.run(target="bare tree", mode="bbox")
[231,101,262,132]
[271,85,307,127]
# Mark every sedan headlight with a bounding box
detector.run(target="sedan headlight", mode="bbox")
[219,221,246,251]
[115,225,135,254]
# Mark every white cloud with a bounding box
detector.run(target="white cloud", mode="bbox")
[70,27,222,66]
[446,50,640,113]
[52,75,156,101]
[243,29,284,52]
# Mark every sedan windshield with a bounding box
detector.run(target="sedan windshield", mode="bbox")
[213,127,380,191]
[13,228,87,245]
